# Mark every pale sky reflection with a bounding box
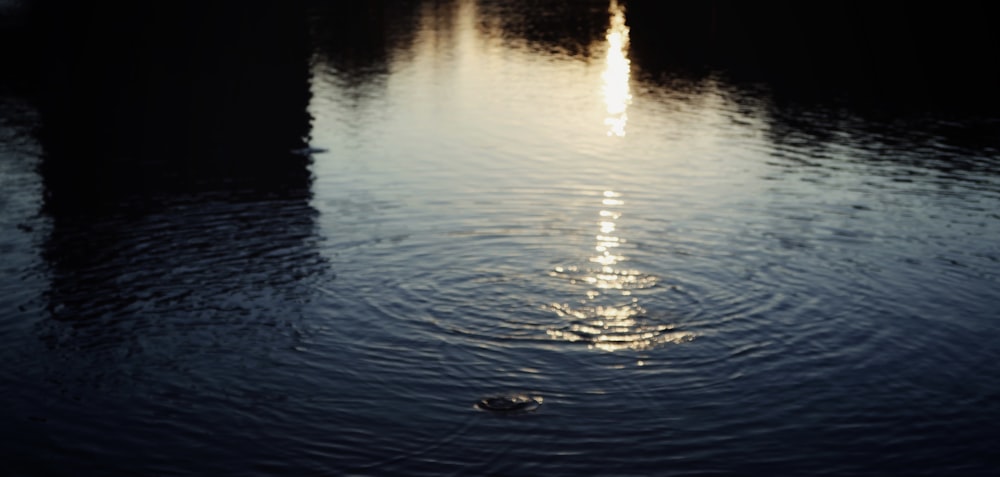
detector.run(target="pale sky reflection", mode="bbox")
[601,0,631,137]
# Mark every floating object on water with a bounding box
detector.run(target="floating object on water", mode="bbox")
[289,146,329,156]
[475,394,542,413]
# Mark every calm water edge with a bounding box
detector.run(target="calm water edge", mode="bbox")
[2,1,1000,475]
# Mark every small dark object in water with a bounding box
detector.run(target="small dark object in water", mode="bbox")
[289,146,329,156]
[475,394,542,413]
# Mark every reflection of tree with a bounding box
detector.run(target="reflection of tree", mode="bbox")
[0,2,35,92]
[627,1,1000,110]
[27,1,331,372]
[476,0,610,58]
[32,1,314,212]
[307,0,424,89]
[762,101,1000,180]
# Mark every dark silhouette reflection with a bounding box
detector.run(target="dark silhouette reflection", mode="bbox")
[32,1,313,213]
[307,0,423,90]
[621,0,1000,180]
[308,0,610,75]
[475,0,610,58]
[626,1,1000,111]
[762,101,1000,182]
[20,2,331,349]
[0,1,36,94]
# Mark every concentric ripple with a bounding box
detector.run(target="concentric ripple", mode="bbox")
[545,301,694,351]
[542,190,695,351]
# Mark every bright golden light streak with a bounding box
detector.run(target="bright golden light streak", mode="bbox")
[547,188,693,351]
[601,0,631,137]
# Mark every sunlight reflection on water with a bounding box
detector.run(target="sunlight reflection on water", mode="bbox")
[602,0,631,137]
[546,189,694,351]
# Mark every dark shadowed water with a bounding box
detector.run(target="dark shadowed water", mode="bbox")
[2,1,1000,475]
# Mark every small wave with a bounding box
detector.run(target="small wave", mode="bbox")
[545,302,694,351]
[548,265,659,291]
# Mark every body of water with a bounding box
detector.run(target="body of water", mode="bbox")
[2,1,1000,475]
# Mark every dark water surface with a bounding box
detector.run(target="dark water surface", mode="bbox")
[3,1,1000,475]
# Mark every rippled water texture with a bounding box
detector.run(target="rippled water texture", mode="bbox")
[2,1,1000,475]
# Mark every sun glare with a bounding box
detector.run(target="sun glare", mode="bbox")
[602,0,632,137]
